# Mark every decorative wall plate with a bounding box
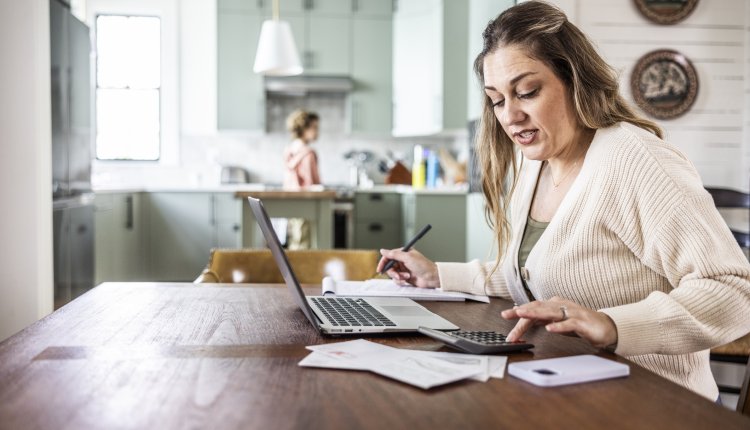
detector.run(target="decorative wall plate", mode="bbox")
[630,49,698,120]
[633,0,699,25]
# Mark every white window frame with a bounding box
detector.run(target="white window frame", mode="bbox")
[87,0,179,167]
[95,13,162,161]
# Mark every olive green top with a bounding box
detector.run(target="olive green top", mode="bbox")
[518,216,549,300]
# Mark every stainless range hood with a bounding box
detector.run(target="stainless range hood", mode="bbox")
[264,75,354,95]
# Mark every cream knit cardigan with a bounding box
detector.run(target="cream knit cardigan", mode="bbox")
[437,122,750,400]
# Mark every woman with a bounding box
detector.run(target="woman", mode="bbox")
[377,1,750,401]
[282,110,321,249]
[283,109,321,190]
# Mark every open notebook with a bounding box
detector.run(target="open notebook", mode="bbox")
[322,277,490,303]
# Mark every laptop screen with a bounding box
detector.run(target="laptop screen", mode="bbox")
[247,197,320,330]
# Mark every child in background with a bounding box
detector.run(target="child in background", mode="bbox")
[283,110,321,190]
[282,110,321,249]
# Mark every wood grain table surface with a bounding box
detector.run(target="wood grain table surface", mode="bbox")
[0,282,747,430]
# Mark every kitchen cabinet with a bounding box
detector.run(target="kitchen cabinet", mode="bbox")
[306,15,351,74]
[466,192,494,261]
[350,11,392,134]
[54,196,95,308]
[146,193,242,281]
[401,193,466,262]
[354,191,401,250]
[217,8,265,130]
[217,0,393,132]
[352,0,392,18]
[94,193,146,284]
[392,0,468,136]
[283,0,352,75]
[218,0,271,13]
[214,193,244,248]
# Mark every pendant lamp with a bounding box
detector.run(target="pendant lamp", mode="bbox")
[253,0,303,76]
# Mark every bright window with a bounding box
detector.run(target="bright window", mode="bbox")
[95,15,161,161]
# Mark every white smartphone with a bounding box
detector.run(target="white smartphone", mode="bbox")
[508,355,629,387]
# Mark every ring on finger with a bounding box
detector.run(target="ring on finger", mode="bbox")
[559,305,568,321]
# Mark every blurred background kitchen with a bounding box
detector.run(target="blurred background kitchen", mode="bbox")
[2,0,749,345]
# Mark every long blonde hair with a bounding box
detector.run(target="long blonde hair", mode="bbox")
[474,1,662,267]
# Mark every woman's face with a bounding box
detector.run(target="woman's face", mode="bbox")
[303,120,319,143]
[483,45,583,161]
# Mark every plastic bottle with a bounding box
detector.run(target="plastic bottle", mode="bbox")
[426,149,439,188]
[412,145,426,189]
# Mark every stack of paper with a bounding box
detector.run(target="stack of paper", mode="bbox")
[322,277,490,303]
[299,339,507,389]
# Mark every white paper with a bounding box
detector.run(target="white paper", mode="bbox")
[322,277,490,303]
[300,339,506,389]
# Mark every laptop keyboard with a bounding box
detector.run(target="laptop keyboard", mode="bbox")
[311,297,397,327]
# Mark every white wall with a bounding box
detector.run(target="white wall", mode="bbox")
[0,0,54,341]
[180,0,217,135]
[547,0,749,190]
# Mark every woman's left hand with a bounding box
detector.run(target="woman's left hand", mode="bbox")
[501,297,618,349]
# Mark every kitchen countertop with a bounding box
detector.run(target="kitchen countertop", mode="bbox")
[92,183,470,196]
[355,184,469,195]
[234,190,338,199]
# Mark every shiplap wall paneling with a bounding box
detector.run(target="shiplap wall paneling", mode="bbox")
[551,0,748,190]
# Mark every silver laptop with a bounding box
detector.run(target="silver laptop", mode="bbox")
[248,197,458,335]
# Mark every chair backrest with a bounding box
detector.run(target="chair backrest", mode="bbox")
[740,358,750,416]
[194,248,380,284]
[705,187,750,249]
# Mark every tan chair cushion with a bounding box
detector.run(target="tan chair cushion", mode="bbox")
[711,332,750,357]
[194,248,381,285]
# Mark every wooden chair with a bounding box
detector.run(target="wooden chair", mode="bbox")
[705,187,750,401]
[194,248,380,284]
[740,357,750,416]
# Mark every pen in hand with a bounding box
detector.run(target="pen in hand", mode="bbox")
[378,224,432,275]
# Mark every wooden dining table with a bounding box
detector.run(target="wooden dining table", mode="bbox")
[0,282,747,429]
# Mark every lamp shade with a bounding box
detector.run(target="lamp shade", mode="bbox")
[253,20,303,76]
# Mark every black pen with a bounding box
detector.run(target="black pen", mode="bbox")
[378,224,432,275]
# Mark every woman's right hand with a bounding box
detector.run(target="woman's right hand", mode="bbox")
[376,248,440,289]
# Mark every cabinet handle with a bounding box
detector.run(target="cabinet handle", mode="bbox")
[257,0,265,9]
[369,193,383,201]
[305,0,313,10]
[125,195,134,230]
[352,0,359,13]
[233,224,241,232]
[368,223,383,232]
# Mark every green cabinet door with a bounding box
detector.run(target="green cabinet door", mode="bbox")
[94,194,115,285]
[94,192,146,283]
[214,193,243,248]
[402,193,466,262]
[218,0,271,13]
[351,17,392,134]
[217,11,265,130]
[353,192,401,249]
[352,0,392,18]
[111,193,145,280]
[280,0,307,15]
[146,193,215,281]
[306,15,351,74]
[310,0,351,16]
